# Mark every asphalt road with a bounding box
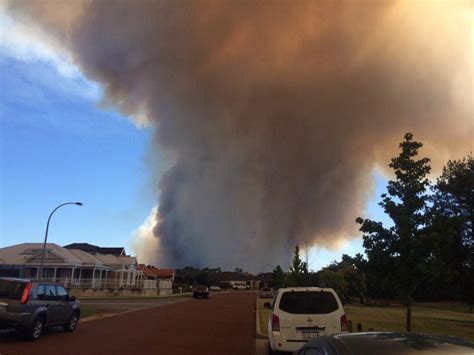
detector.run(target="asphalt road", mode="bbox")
[0,292,257,355]
[80,296,190,316]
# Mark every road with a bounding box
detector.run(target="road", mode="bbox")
[0,292,257,355]
[80,296,191,316]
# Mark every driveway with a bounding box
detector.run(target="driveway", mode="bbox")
[0,292,257,355]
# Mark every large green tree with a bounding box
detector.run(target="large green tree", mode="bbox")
[288,245,309,287]
[429,155,474,310]
[357,133,431,331]
[272,265,286,289]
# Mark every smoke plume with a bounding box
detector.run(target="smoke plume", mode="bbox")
[4,0,472,270]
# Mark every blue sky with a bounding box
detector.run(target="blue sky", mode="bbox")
[0,15,392,272]
[0,48,156,252]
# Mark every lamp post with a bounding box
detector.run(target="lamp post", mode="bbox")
[38,202,83,280]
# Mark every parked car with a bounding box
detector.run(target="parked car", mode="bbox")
[260,287,274,298]
[209,285,221,292]
[193,285,209,299]
[0,277,81,340]
[267,287,347,354]
[233,284,247,290]
[294,332,474,355]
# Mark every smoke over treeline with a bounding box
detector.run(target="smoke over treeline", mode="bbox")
[5,0,472,270]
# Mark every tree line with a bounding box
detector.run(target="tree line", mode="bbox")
[271,133,473,330]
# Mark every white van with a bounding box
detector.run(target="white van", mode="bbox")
[267,287,347,354]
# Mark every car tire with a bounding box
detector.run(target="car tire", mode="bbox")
[26,316,45,341]
[63,312,80,332]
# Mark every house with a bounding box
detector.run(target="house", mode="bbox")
[0,243,113,288]
[0,243,143,290]
[138,265,175,295]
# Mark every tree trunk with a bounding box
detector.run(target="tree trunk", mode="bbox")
[406,297,412,332]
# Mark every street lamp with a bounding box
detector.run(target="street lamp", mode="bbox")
[38,202,83,280]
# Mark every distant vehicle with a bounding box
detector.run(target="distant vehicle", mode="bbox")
[0,277,81,340]
[267,287,347,354]
[193,285,209,299]
[209,285,221,292]
[231,281,248,290]
[294,332,474,355]
[260,287,274,298]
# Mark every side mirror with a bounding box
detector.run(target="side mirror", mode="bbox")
[263,302,271,309]
[69,296,77,302]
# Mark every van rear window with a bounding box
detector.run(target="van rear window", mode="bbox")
[279,291,339,314]
[0,280,26,300]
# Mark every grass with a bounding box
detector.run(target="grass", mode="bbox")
[345,303,474,341]
[256,299,474,341]
[258,297,271,335]
[79,293,193,301]
[81,305,98,318]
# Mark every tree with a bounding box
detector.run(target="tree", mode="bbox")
[288,245,309,286]
[272,265,286,289]
[357,133,431,331]
[317,256,366,301]
[429,155,474,310]
[318,269,348,298]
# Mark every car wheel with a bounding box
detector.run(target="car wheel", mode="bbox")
[26,316,45,341]
[63,312,80,332]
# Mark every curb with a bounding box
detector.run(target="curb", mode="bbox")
[255,298,268,340]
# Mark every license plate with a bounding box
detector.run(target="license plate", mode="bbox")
[301,331,319,339]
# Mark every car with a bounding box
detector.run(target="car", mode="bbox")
[260,287,274,298]
[209,285,221,292]
[294,332,474,355]
[233,284,247,290]
[266,287,347,354]
[193,285,209,299]
[0,277,81,340]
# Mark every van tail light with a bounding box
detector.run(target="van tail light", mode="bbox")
[271,314,280,332]
[20,282,33,305]
[340,314,348,332]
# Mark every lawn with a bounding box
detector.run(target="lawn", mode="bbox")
[345,303,474,341]
[79,293,193,301]
[257,299,474,341]
[81,305,98,318]
[257,297,271,336]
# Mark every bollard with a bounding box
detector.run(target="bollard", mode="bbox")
[357,323,362,332]
[348,320,353,333]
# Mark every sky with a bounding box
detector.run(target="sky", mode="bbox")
[3,1,468,274]
[0,10,393,272]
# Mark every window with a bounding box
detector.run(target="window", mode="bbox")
[0,280,26,300]
[57,286,69,300]
[44,285,57,301]
[36,284,46,299]
[278,291,339,314]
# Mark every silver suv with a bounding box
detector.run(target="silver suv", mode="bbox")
[0,277,81,340]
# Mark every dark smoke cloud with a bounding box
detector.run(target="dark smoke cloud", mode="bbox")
[5,0,472,270]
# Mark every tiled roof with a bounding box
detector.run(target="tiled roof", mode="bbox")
[138,265,175,278]
[64,243,125,256]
